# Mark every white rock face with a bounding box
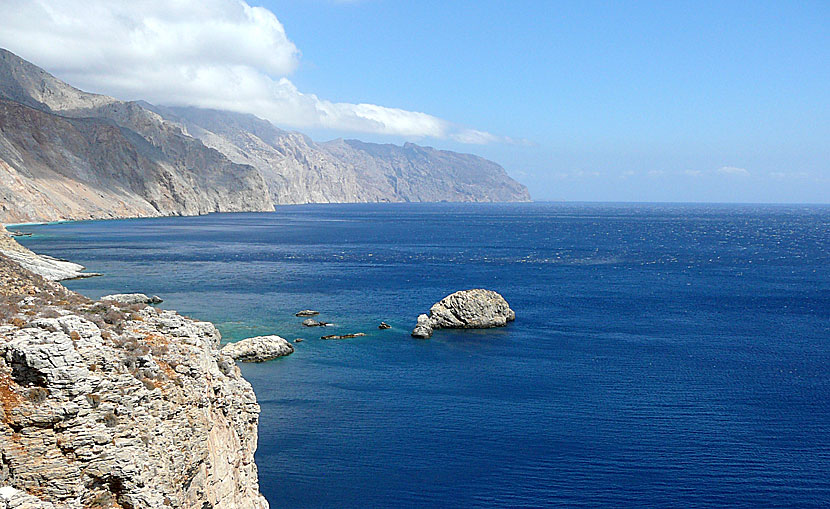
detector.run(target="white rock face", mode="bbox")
[0,249,96,281]
[0,256,269,508]
[100,293,163,305]
[221,335,294,362]
[411,289,516,338]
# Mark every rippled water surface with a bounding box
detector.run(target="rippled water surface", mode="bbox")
[17,203,830,507]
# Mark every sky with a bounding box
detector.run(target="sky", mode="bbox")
[0,0,827,203]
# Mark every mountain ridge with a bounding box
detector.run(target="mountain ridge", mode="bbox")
[0,48,530,223]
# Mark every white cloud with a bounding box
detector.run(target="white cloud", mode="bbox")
[717,166,751,176]
[0,0,503,143]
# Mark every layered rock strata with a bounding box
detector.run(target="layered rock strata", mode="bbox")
[0,253,269,508]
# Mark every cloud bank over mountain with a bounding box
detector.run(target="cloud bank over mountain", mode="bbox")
[0,0,503,143]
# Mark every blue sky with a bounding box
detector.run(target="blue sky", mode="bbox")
[259,0,829,202]
[1,0,827,202]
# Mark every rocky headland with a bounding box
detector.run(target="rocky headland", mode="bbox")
[0,225,97,281]
[0,245,269,507]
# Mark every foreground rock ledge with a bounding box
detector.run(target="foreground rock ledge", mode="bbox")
[221,335,294,362]
[0,253,269,508]
[412,289,516,338]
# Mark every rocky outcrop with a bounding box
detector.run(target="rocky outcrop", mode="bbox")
[412,314,435,339]
[100,294,163,305]
[0,226,97,281]
[0,254,269,508]
[411,289,516,338]
[221,335,294,362]
[294,310,319,317]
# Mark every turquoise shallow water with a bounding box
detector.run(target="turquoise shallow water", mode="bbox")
[16,202,830,507]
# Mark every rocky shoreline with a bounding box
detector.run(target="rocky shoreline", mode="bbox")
[0,232,269,508]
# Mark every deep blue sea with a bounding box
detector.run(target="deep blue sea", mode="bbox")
[14,203,830,507]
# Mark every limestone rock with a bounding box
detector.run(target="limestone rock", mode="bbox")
[411,289,515,338]
[221,335,294,362]
[0,255,269,508]
[0,49,273,224]
[0,486,56,508]
[411,314,434,339]
[301,319,331,327]
[101,293,163,305]
[0,228,97,281]
[294,310,319,317]
[321,333,366,340]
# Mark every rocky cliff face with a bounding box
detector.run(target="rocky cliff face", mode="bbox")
[0,49,273,223]
[0,46,530,222]
[0,252,268,508]
[153,106,531,205]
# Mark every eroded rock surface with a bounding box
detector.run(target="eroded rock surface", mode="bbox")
[411,289,515,338]
[221,335,294,362]
[101,293,163,305]
[0,254,269,508]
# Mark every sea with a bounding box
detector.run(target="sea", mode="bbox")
[14,202,830,508]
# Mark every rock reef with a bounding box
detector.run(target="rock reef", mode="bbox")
[411,289,516,338]
[221,335,294,362]
[0,253,269,508]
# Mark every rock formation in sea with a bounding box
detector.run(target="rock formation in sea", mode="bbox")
[221,335,294,362]
[0,250,269,508]
[411,289,516,338]
[0,49,530,223]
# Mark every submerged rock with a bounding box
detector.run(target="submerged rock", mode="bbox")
[302,318,331,327]
[378,322,391,330]
[321,333,366,340]
[411,289,515,338]
[221,335,294,362]
[101,293,163,305]
[295,309,319,317]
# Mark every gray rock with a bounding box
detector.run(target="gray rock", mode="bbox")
[221,335,294,362]
[101,293,163,305]
[0,255,269,508]
[321,333,366,340]
[0,486,56,508]
[411,289,515,338]
[301,318,331,327]
[0,49,273,224]
[294,310,319,317]
[378,322,391,330]
[411,314,434,339]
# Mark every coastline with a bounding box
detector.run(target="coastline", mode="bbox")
[0,228,270,507]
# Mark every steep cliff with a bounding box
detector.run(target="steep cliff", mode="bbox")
[0,48,530,223]
[153,105,531,204]
[0,49,273,223]
[0,252,268,508]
